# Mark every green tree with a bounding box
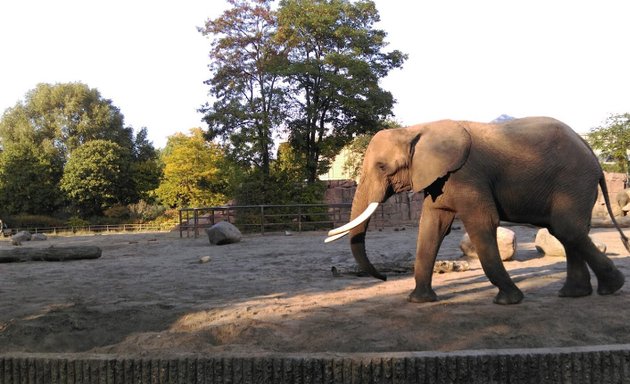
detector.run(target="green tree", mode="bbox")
[131,127,162,202]
[155,128,229,208]
[0,141,63,214]
[0,82,133,157]
[60,140,134,216]
[199,0,286,175]
[587,113,630,173]
[0,82,160,214]
[276,0,407,182]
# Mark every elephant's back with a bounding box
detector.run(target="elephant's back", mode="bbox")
[469,116,600,173]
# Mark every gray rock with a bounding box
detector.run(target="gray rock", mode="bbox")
[205,221,242,245]
[31,233,47,241]
[12,231,31,243]
[460,227,516,261]
[535,228,606,257]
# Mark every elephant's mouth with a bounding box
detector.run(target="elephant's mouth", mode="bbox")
[324,202,379,243]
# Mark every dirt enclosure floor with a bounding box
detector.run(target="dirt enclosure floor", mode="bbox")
[2,223,630,357]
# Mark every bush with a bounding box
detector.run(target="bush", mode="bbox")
[4,214,66,229]
[128,200,167,223]
[66,216,90,228]
[103,205,131,220]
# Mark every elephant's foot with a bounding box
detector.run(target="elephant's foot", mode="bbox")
[493,288,524,305]
[558,280,592,298]
[597,268,625,295]
[408,288,438,303]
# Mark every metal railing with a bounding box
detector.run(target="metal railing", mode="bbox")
[178,203,353,238]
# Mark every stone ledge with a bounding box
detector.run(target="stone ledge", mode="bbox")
[3,344,630,383]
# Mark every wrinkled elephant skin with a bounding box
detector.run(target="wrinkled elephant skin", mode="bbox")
[328,117,629,305]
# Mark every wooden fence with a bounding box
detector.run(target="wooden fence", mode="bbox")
[178,204,354,238]
[2,223,173,237]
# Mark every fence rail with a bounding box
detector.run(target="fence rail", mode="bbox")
[2,223,173,237]
[178,203,354,238]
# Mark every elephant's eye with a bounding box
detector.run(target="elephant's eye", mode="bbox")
[376,162,388,173]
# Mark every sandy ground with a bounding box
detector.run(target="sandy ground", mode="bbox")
[1,222,630,357]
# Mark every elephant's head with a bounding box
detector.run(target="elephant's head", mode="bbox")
[326,121,472,280]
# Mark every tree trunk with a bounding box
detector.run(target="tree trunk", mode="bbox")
[0,246,102,263]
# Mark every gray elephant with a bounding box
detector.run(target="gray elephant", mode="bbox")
[326,117,629,305]
[616,188,630,216]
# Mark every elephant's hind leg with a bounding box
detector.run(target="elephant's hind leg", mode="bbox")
[558,244,593,298]
[551,226,624,296]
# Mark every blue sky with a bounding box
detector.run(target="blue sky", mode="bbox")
[1,1,629,148]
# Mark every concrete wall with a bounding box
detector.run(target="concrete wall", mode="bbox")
[4,345,630,383]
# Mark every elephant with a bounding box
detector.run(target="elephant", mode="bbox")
[326,116,630,305]
[616,188,630,216]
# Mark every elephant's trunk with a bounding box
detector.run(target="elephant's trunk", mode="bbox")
[325,174,388,281]
[347,188,387,281]
[349,222,387,281]
[325,200,386,280]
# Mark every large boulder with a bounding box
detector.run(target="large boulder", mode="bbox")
[205,221,242,245]
[13,230,31,241]
[460,227,516,261]
[31,233,47,241]
[535,228,606,257]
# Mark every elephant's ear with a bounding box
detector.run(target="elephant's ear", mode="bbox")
[409,122,472,192]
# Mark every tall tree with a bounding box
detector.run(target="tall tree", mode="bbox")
[155,128,229,208]
[199,0,286,175]
[587,113,630,174]
[0,82,160,214]
[0,82,133,157]
[60,140,134,216]
[132,127,162,202]
[0,141,63,214]
[276,0,407,182]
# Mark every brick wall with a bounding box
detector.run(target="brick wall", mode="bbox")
[324,180,423,228]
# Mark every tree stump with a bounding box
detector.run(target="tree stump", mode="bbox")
[0,246,102,263]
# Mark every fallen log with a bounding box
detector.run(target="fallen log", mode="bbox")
[0,246,102,263]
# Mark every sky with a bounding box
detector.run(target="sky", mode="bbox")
[1,1,629,149]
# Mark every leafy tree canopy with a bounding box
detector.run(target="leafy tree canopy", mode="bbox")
[0,82,133,156]
[275,0,406,182]
[60,140,134,216]
[155,128,229,208]
[199,0,286,175]
[0,82,160,216]
[0,141,62,214]
[587,113,630,174]
[200,0,406,183]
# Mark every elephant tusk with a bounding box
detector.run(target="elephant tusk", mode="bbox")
[327,202,379,237]
[324,231,349,243]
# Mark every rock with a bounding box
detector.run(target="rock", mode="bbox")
[205,221,242,245]
[434,260,470,273]
[534,228,565,257]
[199,256,211,264]
[460,227,516,261]
[31,233,47,241]
[12,231,31,245]
[535,228,607,257]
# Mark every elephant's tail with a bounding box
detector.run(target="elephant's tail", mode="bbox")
[599,175,630,253]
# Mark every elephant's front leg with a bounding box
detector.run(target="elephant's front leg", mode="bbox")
[408,208,455,303]
[462,215,524,305]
